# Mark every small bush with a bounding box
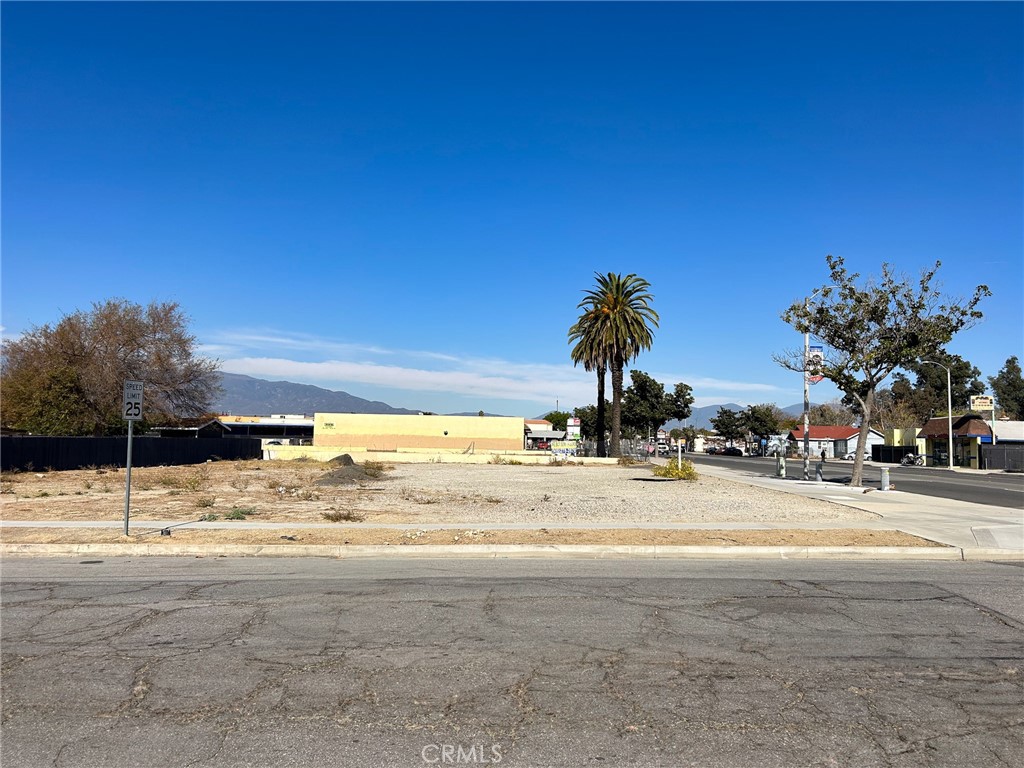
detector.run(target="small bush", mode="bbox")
[224,506,256,520]
[651,458,699,481]
[617,456,639,466]
[322,509,365,523]
[182,466,211,492]
[229,475,251,491]
[198,513,219,522]
[362,460,388,478]
[195,496,216,508]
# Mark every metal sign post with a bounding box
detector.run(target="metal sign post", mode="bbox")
[123,381,144,536]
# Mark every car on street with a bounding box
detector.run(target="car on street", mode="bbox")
[843,451,871,461]
[705,446,719,454]
[721,446,744,457]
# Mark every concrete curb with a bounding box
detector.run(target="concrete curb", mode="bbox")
[5,542,1016,560]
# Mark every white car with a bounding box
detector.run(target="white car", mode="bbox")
[843,451,871,461]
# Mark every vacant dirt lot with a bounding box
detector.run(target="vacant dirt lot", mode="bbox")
[0,458,937,548]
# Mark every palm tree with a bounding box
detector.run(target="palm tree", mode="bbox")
[569,305,608,457]
[570,272,658,457]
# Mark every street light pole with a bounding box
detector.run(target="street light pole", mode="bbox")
[801,286,835,481]
[923,360,954,470]
[803,319,811,481]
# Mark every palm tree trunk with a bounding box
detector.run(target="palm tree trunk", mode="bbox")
[610,360,624,457]
[596,363,607,458]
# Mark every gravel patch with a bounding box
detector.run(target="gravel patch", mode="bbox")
[367,463,877,524]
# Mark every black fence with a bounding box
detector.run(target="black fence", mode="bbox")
[871,445,918,464]
[980,444,1024,472]
[1,436,263,472]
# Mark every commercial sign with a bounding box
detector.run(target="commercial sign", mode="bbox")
[970,395,994,412]
[550,440,578,458]
[566,418,581,439]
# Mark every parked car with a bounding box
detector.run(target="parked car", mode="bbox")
[721,446,744,457]
[843,451,871,461]
[705,446,719,455]
[657,443,670,456]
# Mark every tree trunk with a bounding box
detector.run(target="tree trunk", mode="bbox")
[610,361,624,458]
[850,388,875,487]
[596,363,607,458]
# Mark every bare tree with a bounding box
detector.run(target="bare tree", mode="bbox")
[774,256,988,486]
[2,299,221,435]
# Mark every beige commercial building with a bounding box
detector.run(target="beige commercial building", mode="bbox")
[314,413,525,453]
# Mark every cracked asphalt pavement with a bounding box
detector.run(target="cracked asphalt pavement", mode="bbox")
[2,558,1022,767]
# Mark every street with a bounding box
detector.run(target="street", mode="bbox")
[3,557,1022,767]
[686,453,1024,509]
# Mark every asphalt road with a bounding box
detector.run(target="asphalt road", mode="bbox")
[686,453,1024,509]
[3,557,1022,768]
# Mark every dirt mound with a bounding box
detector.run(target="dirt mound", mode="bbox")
[316,462,385,486]
[327,454,355,466]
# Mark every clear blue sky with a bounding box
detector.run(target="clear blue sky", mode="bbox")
[3,2,1021,416]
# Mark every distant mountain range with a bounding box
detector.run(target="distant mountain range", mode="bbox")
[216,373,809,428]
[215,373,421,416]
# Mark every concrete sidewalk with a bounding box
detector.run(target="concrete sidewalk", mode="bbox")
[689,462,1024,551]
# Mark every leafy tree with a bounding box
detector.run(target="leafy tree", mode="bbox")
[620,371,693,439]
[809,399,855,426]
[888,352,985,421]
[569,273,658,457]
[989,356,1024,420]
[710,407,745,446]
[743,404,781,450]
[776,256,988,486]
[668,382,695,424]
[542,410,571,432]
[865,388,920,431]
[1,299,221,435]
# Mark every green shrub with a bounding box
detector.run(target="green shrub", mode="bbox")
[651,458,699,481]
[198,513,219,522]
[225,506,257,520]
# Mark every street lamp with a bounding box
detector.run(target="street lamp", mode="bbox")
[802,286,836,481]
[922,360,954,470]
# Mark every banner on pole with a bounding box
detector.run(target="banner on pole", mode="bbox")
[807,346,825,384]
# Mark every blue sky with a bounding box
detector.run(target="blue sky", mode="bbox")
[3,2,1021,417]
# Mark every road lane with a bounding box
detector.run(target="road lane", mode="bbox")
[2,558,1022,768]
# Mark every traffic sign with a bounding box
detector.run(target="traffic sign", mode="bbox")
[123,380,144,421]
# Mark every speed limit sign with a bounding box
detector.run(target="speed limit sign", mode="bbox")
[123,380,144,421]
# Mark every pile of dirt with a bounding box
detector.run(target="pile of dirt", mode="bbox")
[316,455,386,486]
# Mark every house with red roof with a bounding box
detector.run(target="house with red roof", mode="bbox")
[787,425,885,459]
